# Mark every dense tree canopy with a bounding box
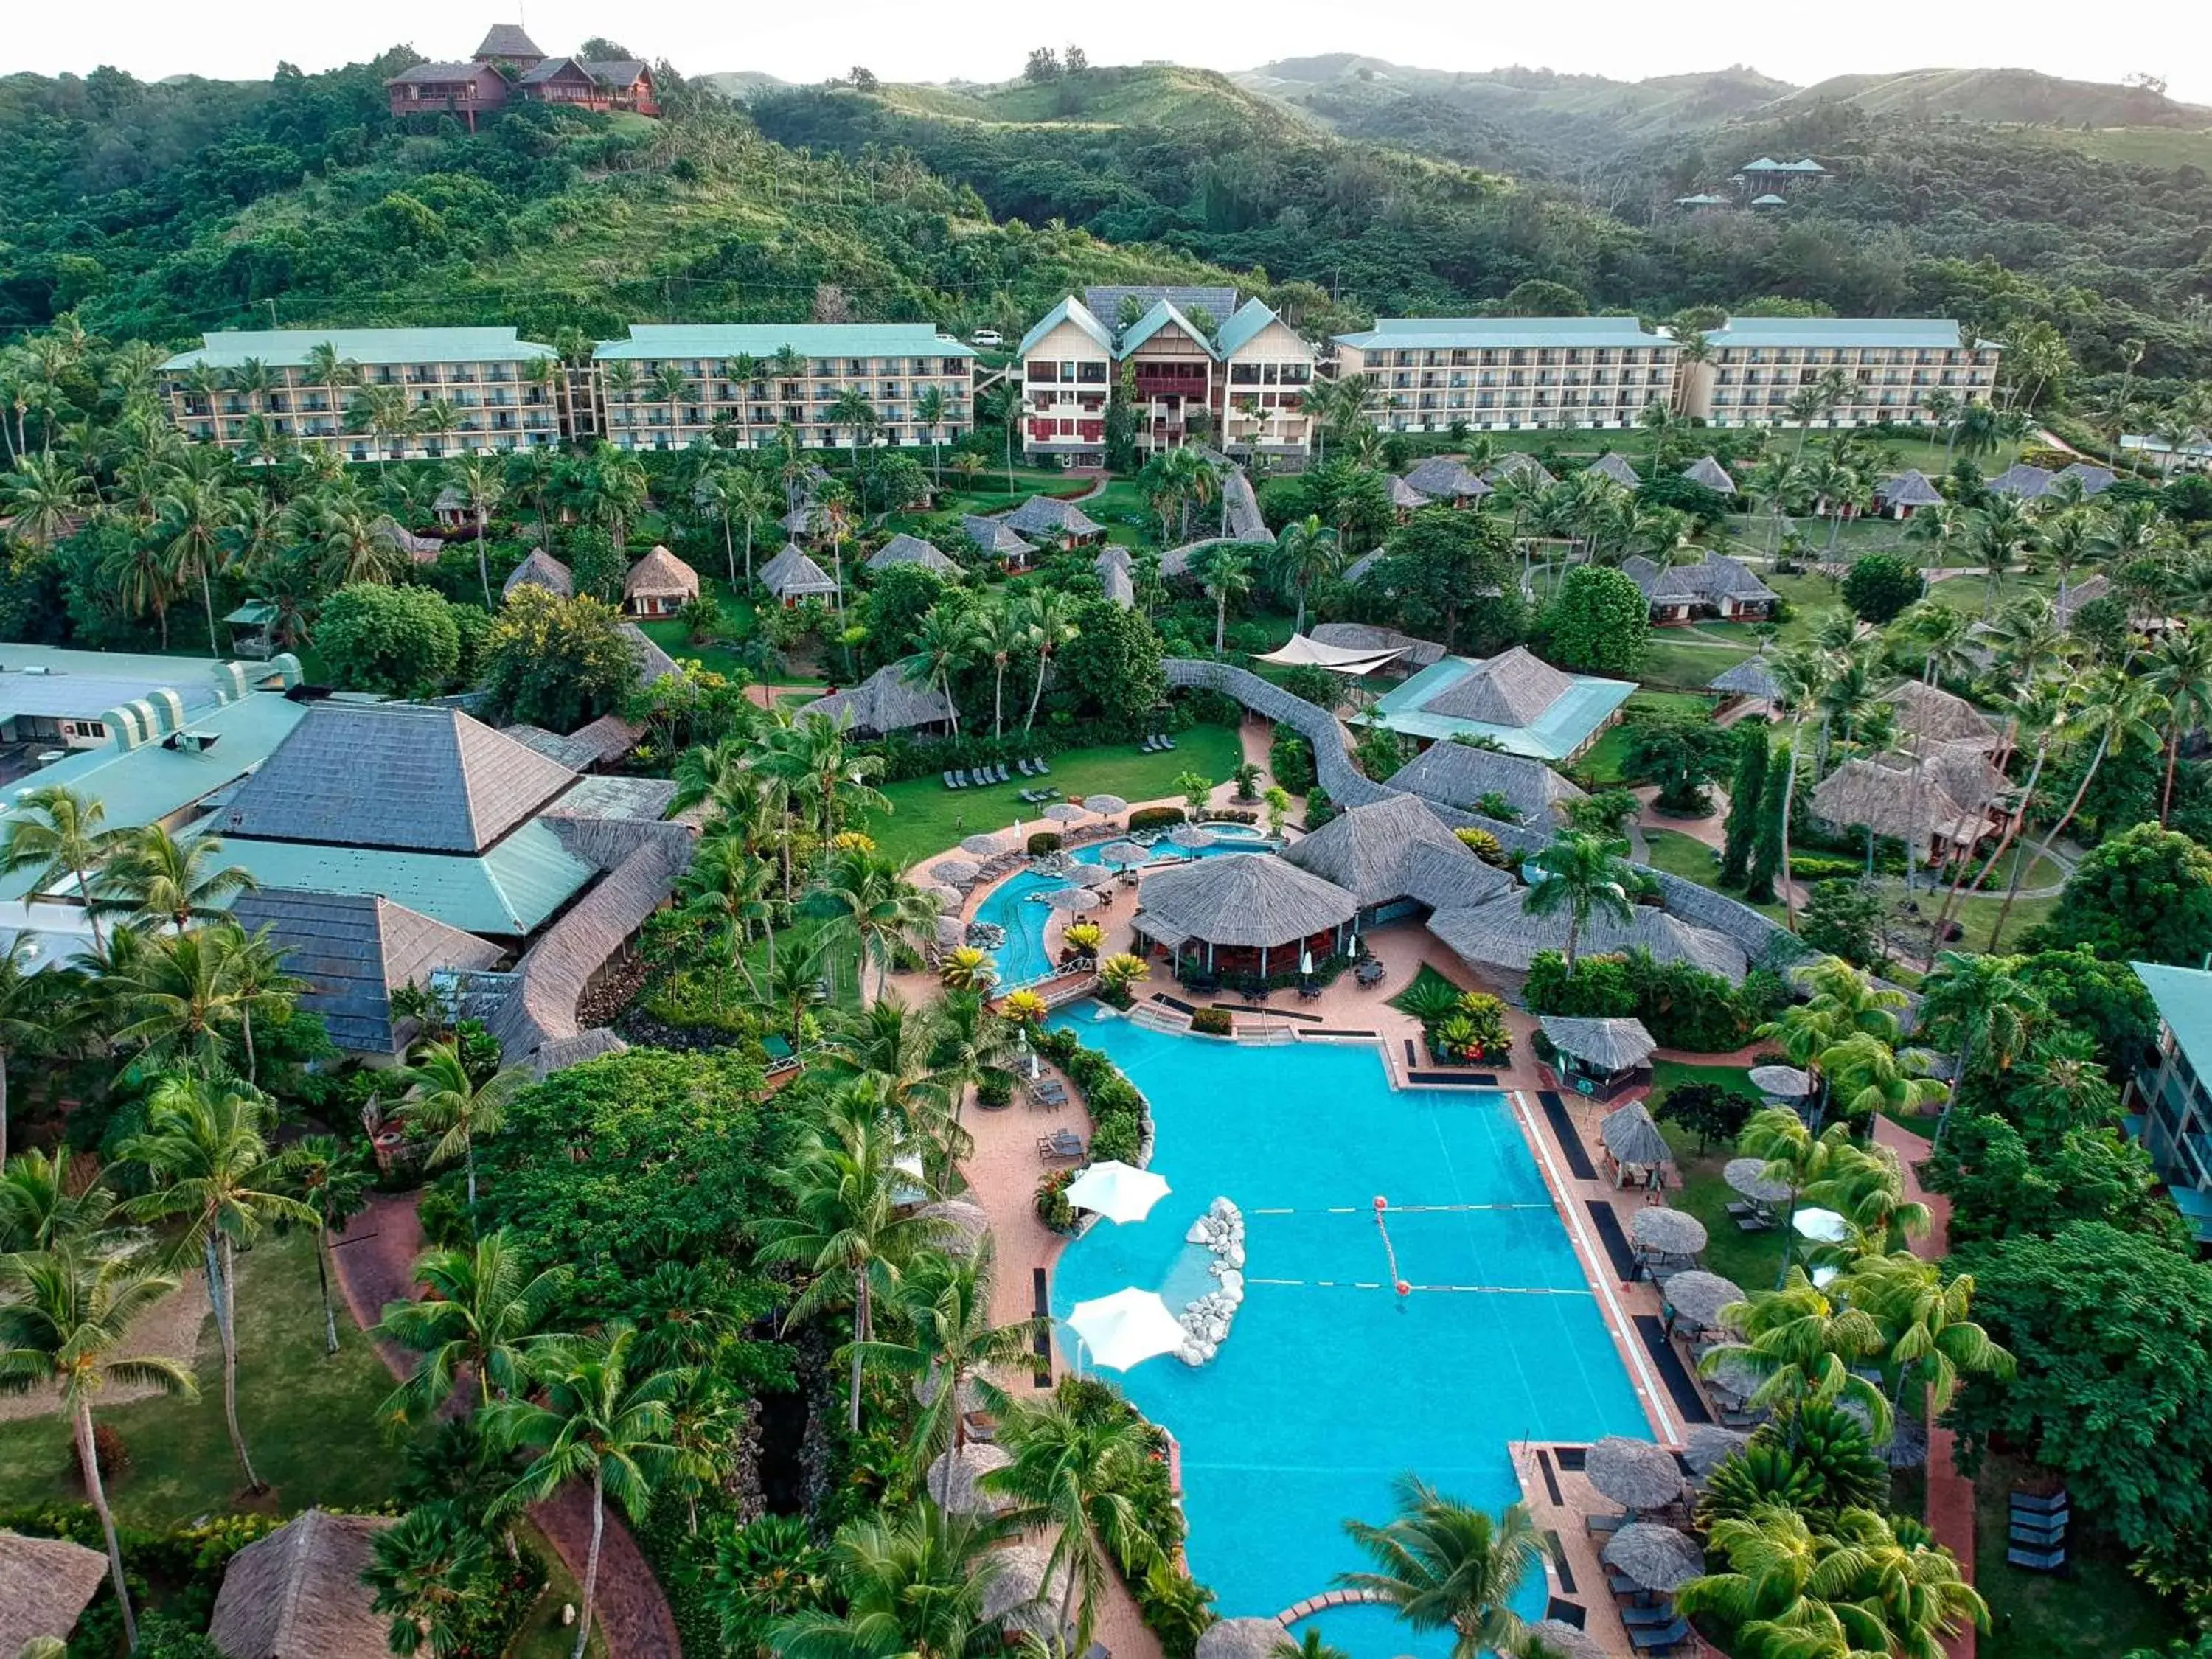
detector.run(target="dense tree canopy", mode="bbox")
[2025,824,2212,967]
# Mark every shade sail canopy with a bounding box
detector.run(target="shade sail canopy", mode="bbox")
[1065,1287,1186,1371]
[1062,1160,1171,1224]
[1587,1436,1686,1512]
[1604,1523,1705,1591]
[925,1442,1012,1515]
[1599,1101,1672,1168]
[1254,633,1408,675]
[1749,1064,1814,1097]
[1630,1206,1708,1257]
[1725,1158,1793,1204]
[1664,1270,1743,1332]
[1793,1206,1849,1243]
[1082,794,1128,815]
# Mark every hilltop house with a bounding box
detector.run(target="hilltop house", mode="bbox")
[386,27,658,127]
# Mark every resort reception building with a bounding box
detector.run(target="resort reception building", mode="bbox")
[1354,646,1635,762]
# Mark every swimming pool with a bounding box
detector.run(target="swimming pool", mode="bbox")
[972,827,1276,987]
[1047,1015,1650,1653]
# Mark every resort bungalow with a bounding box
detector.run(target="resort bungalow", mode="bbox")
[1001,495,1107,548]
[1426,889,1748,1001]
[759,543,841,607]
[1808,747,2006,867]
[209,1509,396,1659]
[1489,452,1557,491]
[865,533,964,579]
[964,515,1034,567]
[0,1528,106,1652]
[1388,476,1433,518]
[1709,655,1783,709]
[1131,852,1360,981]
[2124,961,2212,1244]
[1401,457,1491,505]
[1989,463,2056,501]
[1874,470,1946,518]
[622,546,700,617]
[1882,681,2005,752]
[1279,793,1513,926]
[1097,545,1137,608]
[503,548,574,600]
[796,665,953,739]
[1587,451,1642,487]
[1622,552,1778,624]
[1356,645,1635,763]
[1540,1014,1658,1102]
[1388,741,1588,827]
[1681,456,1738,495]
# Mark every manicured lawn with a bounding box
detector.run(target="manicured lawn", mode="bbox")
[510,1520,613,1659]
[1640,828,1787,922]
[1649,1061,1788,1292]
[0,1231,412,1528]
[1975,1454,2182,1659]
[1576,692,1719,786]
[635,575,770,681]
[860,724,1247,869]
[1641,633,1756,691]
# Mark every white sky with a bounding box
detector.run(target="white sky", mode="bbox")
[10,0,2210,105]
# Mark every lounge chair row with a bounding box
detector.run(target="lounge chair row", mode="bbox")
[943,759,1053,790]
[1017,786,1062,804]
[1029,1077,1069,1110]
[1038,1129,1085,1161]
[2008,1486,2069,1573]
[1138,733,1176,752]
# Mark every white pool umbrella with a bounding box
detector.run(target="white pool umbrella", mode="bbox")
[1299,949,1314,976]
[1792,1206,1848,1243]
[1066,1287,1186,1371]
[1062,1159,1172,1224]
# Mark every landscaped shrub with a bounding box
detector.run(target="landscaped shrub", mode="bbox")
[1127,806,1186,832]
[975,1069,1015,1108]
[1190,1007,1234,1036]
[1524,947,1773,1052]
[1036,1169,1076,1231]
[1270,729,1317,794]
[1454,826,1509,866]
[1026,831,1062,856]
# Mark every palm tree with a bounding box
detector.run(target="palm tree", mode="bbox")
[1818,1032,1945,1130]
[827,387,879,465]
[399,1042,532,1224]
[1678,1504,1890,1656]
[119,1076,313,1492]
[679,832,776,1008]
[0,1146,118,1255]
[755,1099,947,1430]
[651,364,691,447]
[1273,514,1342,635]
[697,463,772,585]
[214,919,307,1087]
[448,455,506,606]
[484,1326,685,1659]
[100,824,255,933]
[1,452,93,551]
[914,385,949,481]
[348,381,411,469]
[810,846,938,1004]
[1736,1105,1853,1277]
[156,473,239,655]
[101,925,247,1065]
[1520,831,1636,968]
[1336,1476,1540,1659]
[1918,951,2044,1149]
[1843,1251,2013,1416]
[898,605,983,739]
[376,1231,572,1425]
[1697,1267,1893,1441]
[1,783,119,954]
[2144,628,2212,826]
[0,1248,198,1651]
[364,1500,498,1658]
[860,1244,1040,1462]
[987,1390,1166,1651]
[0,935,68,1161]
[279,1135,373,1356]
[1805,1141,1932,1251]
[1017,587,1079,731]
[771,1504,1004,1659]
[1198,546,1254,654]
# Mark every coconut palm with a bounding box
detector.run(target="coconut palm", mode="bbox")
[1918,952,2044,1149]
[1736,1105,1854,1277]
[101,925,248,1065]
[925,989,1012,1150]
[0,1147,120,1254]
[770,1503,1003,1659]
[100,824,256,933]
[987,1389,1166,1652]
[1017,586,1079,732]
[278,1135,373,1356]
[0,936,72,1161]
[755,1097,948,1430]
[0,1248,198,1651]
[1198,545,1255,654]
[1699,1267,1893,1442]
[484,1326,686,1659]
[1843,1251,2012,1416]
[914,385,949,481]
[1,783,119,955]
[697,462,772,585]
[1818,1033,1945,1131]
[898,605,983,738]
[2144,628,2212,826]
[348,381,411,468]
[1273,515,1342,635]
[119,1076,313,1492]
[399,1042,532,1224]
[1520,831,1636,969]
[364,1500,498,1658]
[375,1231,572,1425]
[860,1243,1040,1461]
[1804,1142,1930,1253]
[974,599,1029,739]
[1678,1503,1892,1658]
[678,832,776,1008]
[214,919,307,1087]
[445,454,505,606]
[155,473,240,655]
[811,847,939,1004]
[1,451,94,550]
[1335,1476,1540,1659]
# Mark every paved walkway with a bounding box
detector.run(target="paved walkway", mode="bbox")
[330,1192,683,1658]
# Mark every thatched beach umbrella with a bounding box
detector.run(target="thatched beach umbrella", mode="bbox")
[1703,1349,1767,1406]
[1724,1158,1792,1205]
[1195,1619,1289,1659]
[931,858,981,887]
[1097,840,1151,868]
[961,832,1008,857]
[1042,886,1102,913]
[1042,802,1088,823]
[1683,1425,1751,1481]
[1082,793,1128,817]
[1525,1620,1606,1659]
[1166,823,1217,850]
[934,916,966,951]
[913,1364,988,1416]
[1071,863,1116,888]
[1630,1206,1709,1259]
[1586,1436,1686,1514]
[1604,1523,1705,1593]
[921,883,964,909]
[1749,1064,1814,1099]
[980,1542,1068,1636]
[916,1197,989,1256]
[1599,1102,1672,1169]
[1664,1270,1743,1335]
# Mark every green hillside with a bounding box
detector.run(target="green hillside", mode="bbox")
[1756,66,2212,128]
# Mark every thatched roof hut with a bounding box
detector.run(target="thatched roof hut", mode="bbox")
[979,1542,1068,1638]
[1281,793,1510,910]
[1710,656,1781,702]
[1309,622,1447,670]
[502,547,574,599]
[208,1509,397,1659]
[1681,455,1737,493]
[1195,1618,1290,1659]
[965,515,1034,560]
[1428,890,1748,987]
[925,1442,1013,1516]
[1425,647,1573,727]
[1135,854,1358,965]
[1004,496,1105,540]
[1809,758,1986,848]
[865,533,963,577]
[0,1530,108,1653]
[1487,451,1557,490]
[1544,1016,1659,1079]
[1882,681,2002,749]
[759,542,840,602]
[798,665,953,737]
[1875,470,1944,509]
[623,545,700,606]
[1402,457,1490,501]
[1389,474,1433,509]
[1390,742,1587,826]
[1588,451,1642,487]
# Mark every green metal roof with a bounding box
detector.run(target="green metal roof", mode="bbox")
[1354,655,1636,761]
[224,602,277,625]
[1213,298,1293,358]
[161,328,557,372]
[210,818,594,936]
[1708,317,1966,349]
[1335,316,1674,352]
[594,324,973,361]
[1118,299,1217,360]
[2136,963,2212,1077]
[0,692,310,900]
[1018,297,1114,360]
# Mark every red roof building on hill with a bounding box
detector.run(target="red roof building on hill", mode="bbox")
[387,27,659,128]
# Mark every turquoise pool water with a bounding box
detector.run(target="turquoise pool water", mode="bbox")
[972,828,1275,987]
[1047,1015,1649,1654]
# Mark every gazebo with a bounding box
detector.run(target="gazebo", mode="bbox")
[1132,853,1359,981]
[1540,1015,1658,1101]
[622,545,700,617]
[759,542,841,607]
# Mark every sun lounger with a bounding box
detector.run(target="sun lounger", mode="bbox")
[1019,758,1038,776]
[2007,1545,2066,1573]
[1606,1572,1644,1600]
[1619,1604,1677,1627]
[2009,1506,2068,1533]
[2011,1489,2070,1515]
[1031,757,1050,774]
[1585,1510,1625,1537]
[1627,1618,1691,1652]
[2010,1522,2067,1548]
[1038,1130,1085,1160]
[995,763,1013,784]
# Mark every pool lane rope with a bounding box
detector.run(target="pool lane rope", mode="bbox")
[1374,1196,1411,1297]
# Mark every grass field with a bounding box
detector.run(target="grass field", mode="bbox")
[1649,1061,1789,1291]
[633,575,770,682]
[1975,1453,2180,1659]
[1576,691,1720,785]
[860,723,1248,869]
[0,1232,411,1528]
